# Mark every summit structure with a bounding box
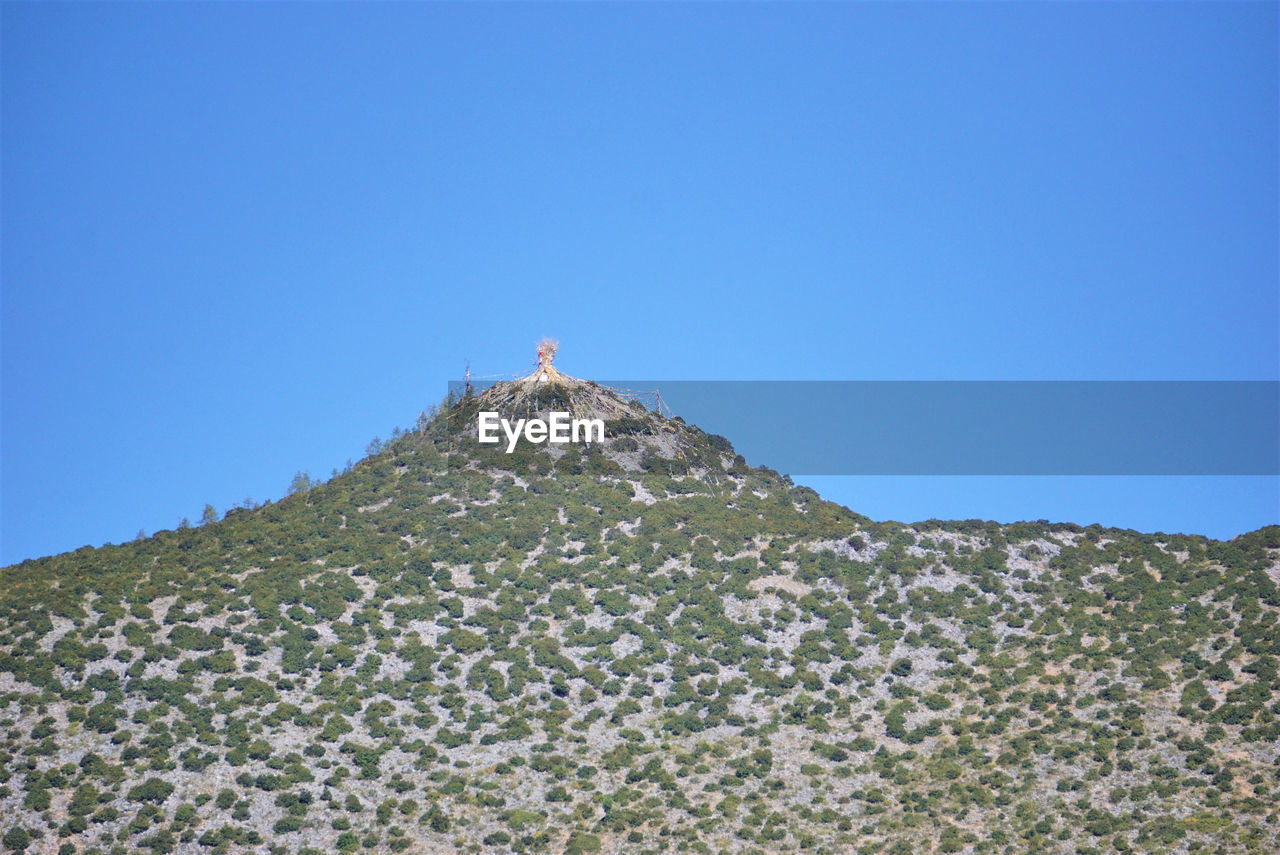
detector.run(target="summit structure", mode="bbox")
[531,338,561,384]
[474,339,648,421]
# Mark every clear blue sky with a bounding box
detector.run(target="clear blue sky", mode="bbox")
[3,2,1276,565]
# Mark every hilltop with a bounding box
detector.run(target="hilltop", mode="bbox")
[1,378,1278,855]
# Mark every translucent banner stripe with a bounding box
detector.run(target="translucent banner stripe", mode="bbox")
[446,381,1279,476]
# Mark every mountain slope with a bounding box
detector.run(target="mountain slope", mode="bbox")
[2,383,1278,855]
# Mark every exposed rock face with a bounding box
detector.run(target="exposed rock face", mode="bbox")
[476,372,647,422]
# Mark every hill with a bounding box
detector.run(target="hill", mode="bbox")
[1,378,1278,855]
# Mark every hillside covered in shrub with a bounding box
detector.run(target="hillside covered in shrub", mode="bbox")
[2,386,1278,854]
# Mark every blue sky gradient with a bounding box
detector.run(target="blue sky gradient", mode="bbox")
[3,2,1277,564]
